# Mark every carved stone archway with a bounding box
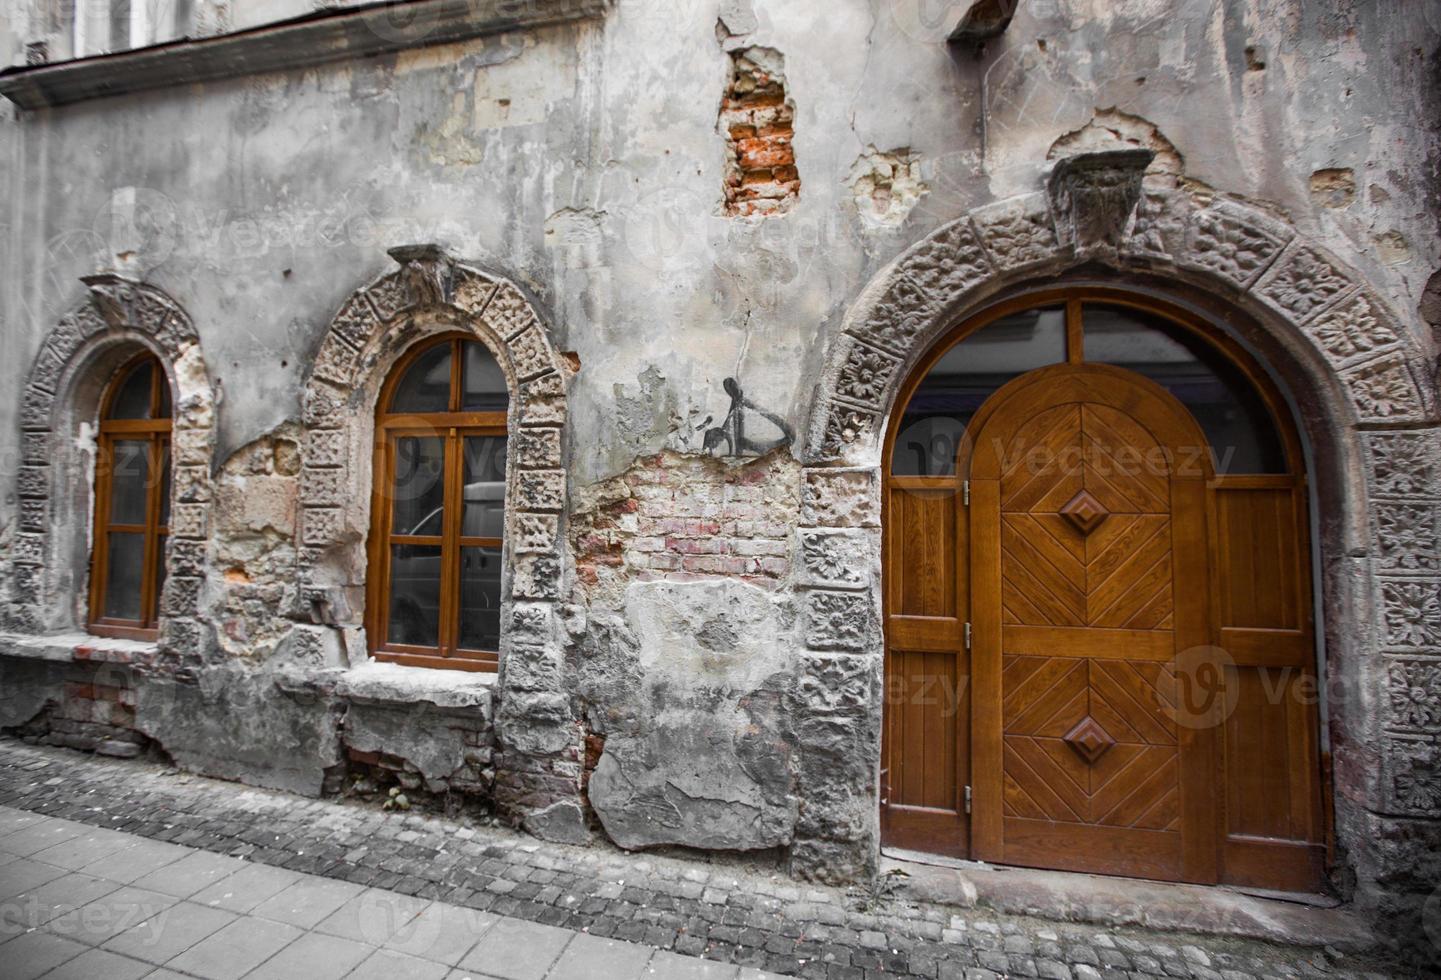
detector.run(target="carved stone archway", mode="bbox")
[794,154,1441,920]
[8,276,218,662]
[295,246,583,838]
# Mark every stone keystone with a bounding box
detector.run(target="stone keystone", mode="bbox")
[387,243,456,308]
[1047,148,1155,256]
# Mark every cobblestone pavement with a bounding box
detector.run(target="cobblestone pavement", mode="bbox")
[0,739,1409,980]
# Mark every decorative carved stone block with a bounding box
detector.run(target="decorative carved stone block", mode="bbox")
[301,507,344,547]
[509,602,555,645]
[519,372,567,427]
[515,470,566,512]
[329,293,381,352]
[514,427,562,469]
[1367,431,1441,499]
[502,643,563,693]
[44,316,85,362]
[507,327,553,381]
[364,272,412,323]
[1377,503,1440,572]
[971,194,1061,272]
[1305,290,1402,367]
[69,306,109,338]
[10,563,43,603]
[28,345,64,395]
[891,219,993,315]
[514,554,563,601]
[794,653,877,718]
[1123,188,1193,261]
[16,466,47,499]
[172,427,211,466]
[169,503,208,540]
[833,338,900,412]
[18,498,46,534]
[1255,242,1355,323]
[166,539,207,578]
[173,465,211,504]
[859,273,935,356]
[797,529,871,589]
[805,590,877,652]
[801,468,880,529]
[1181,201,1289,291]
[452,265,499,315]
[11,533,43,565]
[304,429,348,469]
[1343,356,1427,423]
[19,386,54,431]
[20,431,48,466]
[1386,659,1441,732]
[514,513,559,553]
[1381,579,1441,649]
[300,467,346,507]
[312,334,364,388]
[303,384,347,429]
[1046,148,1154,255]
[1386,737,1441,816]
[486,285,541,340]
[816,403,878,460]
[162,576,205,618]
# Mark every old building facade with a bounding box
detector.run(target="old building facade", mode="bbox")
[1,0,1439,964]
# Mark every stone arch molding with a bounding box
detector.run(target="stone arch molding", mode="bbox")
[9,275,218,657]
[296,245,581,832]
[797,149,1441,847]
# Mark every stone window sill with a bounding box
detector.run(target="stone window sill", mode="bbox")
[0,0,611,109]
[0,631,158,664]
[335,659,494,710]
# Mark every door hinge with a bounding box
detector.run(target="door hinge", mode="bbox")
[962,480,970,506]
[964,785,972,814]
[964,622,972,650]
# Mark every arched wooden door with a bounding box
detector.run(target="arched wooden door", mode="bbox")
[882,291,1326,892]
[966,363,1214,882]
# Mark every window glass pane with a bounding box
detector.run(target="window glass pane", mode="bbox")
[390,437,446,536]
[103,532,145,621]
[892,307,1067,476]
[1083,304,1287,474]
[108,360,154,419]
[157,373,172,418]
[462,341,509,412]
[458,546,503,652]
[108,440,151,524]
[387,544,442,648]
[390,343,452,414]
[462,437,507,539]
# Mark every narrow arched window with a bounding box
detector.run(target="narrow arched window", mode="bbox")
[89,352,173,639]
[368,335,508,672]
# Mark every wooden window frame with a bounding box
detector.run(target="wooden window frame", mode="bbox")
[366,334,509,673]
[88,352,172,641]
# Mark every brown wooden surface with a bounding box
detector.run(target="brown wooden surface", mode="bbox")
[881,290,1325,893]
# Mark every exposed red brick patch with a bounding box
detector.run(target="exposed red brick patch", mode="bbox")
[720,48,800,218]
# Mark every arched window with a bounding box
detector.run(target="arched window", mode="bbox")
[89,352,173,639]
[892,294,1289,477]
[368,335,509,672]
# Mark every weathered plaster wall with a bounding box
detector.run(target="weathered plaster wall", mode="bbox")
[0,0,1438,960]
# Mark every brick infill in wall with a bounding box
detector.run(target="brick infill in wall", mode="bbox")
[0,739,1399,980]
[573,452,797,595]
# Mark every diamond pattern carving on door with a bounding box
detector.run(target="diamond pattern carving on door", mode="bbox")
[1002,655,1179,831]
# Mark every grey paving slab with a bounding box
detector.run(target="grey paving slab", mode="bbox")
[164,916,304,980]
[0,857,70,901]
[137,970,193,980]
[457,916,575,980]
[313,886,429,945]
[381,901,495,966]
[642,951,742,979]
[547,932,656,980]
[35,945,154,980]
[0,820,85,858]
[0,929,90,980]
[250,874,367,929]
[101,900,237,964]
[0,807,46,837]
[348,947,451,980]
[241,930,375,980]
[28,827,137,870]
[7,871,123,934]
[130,850,247,899]
[45,884,180,946]
[190,862,304,913]
[79,838,192,884]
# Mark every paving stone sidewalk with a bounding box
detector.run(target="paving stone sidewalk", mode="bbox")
[0,739,1408,980]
